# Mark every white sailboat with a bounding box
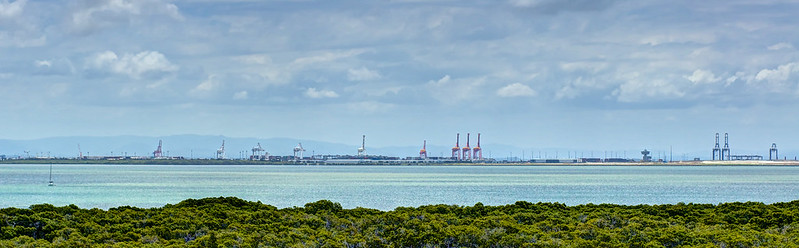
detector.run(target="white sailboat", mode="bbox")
[48,164,54,186]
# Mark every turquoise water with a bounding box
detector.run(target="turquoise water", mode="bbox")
[2,164,799,210]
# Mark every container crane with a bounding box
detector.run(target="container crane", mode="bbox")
[721,133,730,160]
[770,143,778,161]
[251,143,265,160]
[472,133,482,160]
[357,135,366,156]
[153,140,163,158]
[216,140,225,159]
[462,133,472,161]
[293,143,306,160]
[451,133,461,160]
[419,140,427,159]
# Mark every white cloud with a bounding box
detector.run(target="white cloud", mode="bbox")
[88,51,178,79]
[426,75,487,105]
[555,77,599,100]
[0,0,25,19]
[496,83,537,98]
[755,63,799,82]
[290,50,366,69]
[767,42,794,51]
[613,73,685,102]
[189,74,222,98]
[305,88,339,98]
[34,60,51,68]
[560,62,608,73]
[233,91,248,100]
[347,67,382,81]
[194,75,218,92]
[725,72,746,86]
[32,58,76,76]
[429,75,450,86]
[640,33,716,46]
[685,69,721,84]
[70,0,183,34]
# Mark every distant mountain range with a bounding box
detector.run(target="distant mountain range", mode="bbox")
[1,135,793,161]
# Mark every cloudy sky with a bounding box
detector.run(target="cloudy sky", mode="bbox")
[2,0,799,157]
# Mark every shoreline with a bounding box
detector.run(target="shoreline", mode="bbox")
[3,158,799,166]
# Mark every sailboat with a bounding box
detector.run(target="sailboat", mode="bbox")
[48,164,54,186]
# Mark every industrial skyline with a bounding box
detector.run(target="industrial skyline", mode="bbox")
[2,1,799,155]
[1,132,794,163]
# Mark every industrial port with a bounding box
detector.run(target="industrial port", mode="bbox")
[1,133,798,165]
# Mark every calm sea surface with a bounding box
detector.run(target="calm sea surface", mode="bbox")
[2,164,798,210]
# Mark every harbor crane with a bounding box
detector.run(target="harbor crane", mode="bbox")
[712,133,721,160]
[472,133,482,160]
[293,143,306,160]
[216,140,225,159]
[153,140,163,158]
[721,133,730,160]
[462,133,472,161]
[451,133,461,160]
[770,143,779,160]
[251,143,265,160]
[419,140,427,159]
[357,135,366,156]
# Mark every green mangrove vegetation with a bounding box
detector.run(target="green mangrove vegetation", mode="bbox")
[2,197,798,247]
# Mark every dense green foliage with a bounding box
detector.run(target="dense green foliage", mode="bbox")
[2,197,798,247]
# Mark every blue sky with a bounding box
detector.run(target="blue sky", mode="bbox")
[2,0,799,158]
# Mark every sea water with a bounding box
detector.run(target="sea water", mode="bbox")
[1,164,798,210]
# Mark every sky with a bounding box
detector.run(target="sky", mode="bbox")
[2,0,799,158]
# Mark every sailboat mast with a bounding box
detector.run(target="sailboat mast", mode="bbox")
[48,164,54,186]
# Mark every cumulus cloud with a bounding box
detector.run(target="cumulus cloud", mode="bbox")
[188,74,223,99]
[560,62,608,73]
[0,0,45,48]
[87,51,178,79]
[426,75,488,105]
[613,73,685,102]
[767,42,794,51]
[509,0,615,13]
[0,0,25,19]
[496,83,537,97]
[555,77,601,100]
[70,0,183,34]
[755,63,799,83]
[640,33,716,46]
[347,67,382,81]
[685,69,721,84]
[305,88,339,98]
